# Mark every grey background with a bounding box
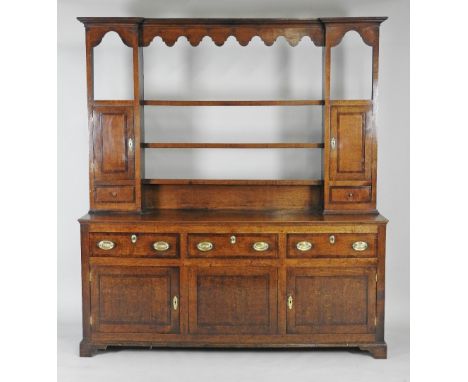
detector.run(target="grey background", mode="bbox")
[58,0,409,380]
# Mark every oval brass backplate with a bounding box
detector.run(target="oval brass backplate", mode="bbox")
[230,235,236,244]
[153,241,170,251]
[97,240,115,250]
[329,235,336,244]
[296,241,313,252]
[352,241,368,251]
[131,234,137,244]
[252,241,269,252]
[197,241,213,252]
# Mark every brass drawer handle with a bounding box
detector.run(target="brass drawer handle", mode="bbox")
[197,241,213,252]
[131,234,137,244]
[252,241,269,252]
[287,295,293,310]
[296,241,313,252]
[97,240,115,250]
[172,296,178,310]
[352,241,368,251]
[153,241,170,251]
[230,235,236,244]
[329,235,335,244]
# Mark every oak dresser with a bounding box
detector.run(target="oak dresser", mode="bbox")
[77,17,388,358]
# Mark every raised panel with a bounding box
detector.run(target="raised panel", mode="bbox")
[287,267,376,334]
[93,106,134,182]
[189,267,277,334]
[90,265,179,333]
[330,103,372,181]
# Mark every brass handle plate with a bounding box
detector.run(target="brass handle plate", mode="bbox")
[97,240,115,250]
[287,295,293,310]
[296,241,313,252]
[329,235,336,244]
[131,234,137,244]
[153,241,170,251]
[352,241,368,251]
[172,296,178,310]
[230,235,236,244]
[331,137,336,149]
[252,241,269,252]
[128,138,134,152]
[197,241,213,252]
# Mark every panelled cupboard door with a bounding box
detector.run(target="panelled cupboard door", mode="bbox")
[189,267,277,335]
[90,265,179,333]
[286,267,376,334]
[92,106,135,182]
[329,103,373,181]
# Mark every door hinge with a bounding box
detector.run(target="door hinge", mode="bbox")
[89,272,93,282]
[374,317,377,326]
[90,316,93,326]
[375,273,378,283]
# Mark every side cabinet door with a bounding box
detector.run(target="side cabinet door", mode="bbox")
[90,265,179,333]
[92,106,135,182]
[330,103,373,181]
[286,267,376,334]
[189,267,278,334]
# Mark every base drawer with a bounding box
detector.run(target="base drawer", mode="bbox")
[90,233,179,258]
[287,233,376,258]
[188,234,277,258]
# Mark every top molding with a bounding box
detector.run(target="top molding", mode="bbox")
[77,17,387,48]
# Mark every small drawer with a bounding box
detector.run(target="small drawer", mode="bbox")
[287,233,376,258]
[90,233,178,258]
[330,186,371,203]
[95,186,135,203]
[188,234,278,258]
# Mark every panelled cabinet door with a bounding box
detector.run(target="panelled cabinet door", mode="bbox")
[90,265,179,333]
[286,267,376,334]
[189,267,278,335]
[329,103,373,181]
[92,106,135,182]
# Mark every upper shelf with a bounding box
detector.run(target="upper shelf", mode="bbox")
[77,17,387,48]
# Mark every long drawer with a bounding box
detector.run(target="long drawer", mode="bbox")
[187,233,278,258]
[287,233,376,258]
[90,233,179,258]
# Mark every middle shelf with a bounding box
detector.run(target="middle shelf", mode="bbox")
[141,142,324,149]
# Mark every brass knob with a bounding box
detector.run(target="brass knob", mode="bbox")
[131,234,137,244]
[197,241,213,252]
[172,296,178,310]
[97,240,115,250]
[296,241,313,251]
[352,241,368,251]
[230,235,236,244]
[329,235,336,244]
[348,192,353,199]
[252,242,269,252]
[287,295,293,310]
[153,241,170,251]
[111,192,117,197]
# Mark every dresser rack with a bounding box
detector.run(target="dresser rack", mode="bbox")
[77,17,388,358]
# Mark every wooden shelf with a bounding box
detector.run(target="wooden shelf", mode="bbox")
[142,100,324,106]
[142,179,323,186]
[141,143,324,149]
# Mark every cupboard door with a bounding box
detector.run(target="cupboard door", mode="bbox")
[286,267,376,334]
[92,106,135,182]
[90,265,179,333]
[329,103,373,181]
[189,267,277,334]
